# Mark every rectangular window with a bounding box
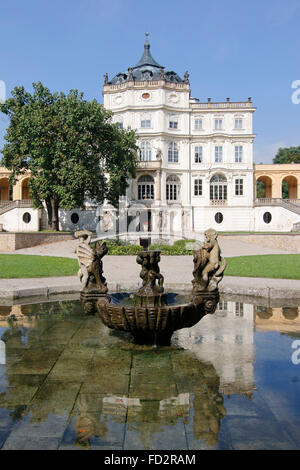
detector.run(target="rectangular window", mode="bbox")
[218,301,228,311]
[194,179,202,196]
[116,122,123,129]
[235,302,244,317]
[141,119,151,128]
[166,184,178,201]
[169,120,178,129]
[194,119,202,130]
[215,119,223,130]
[235,145,243,162]
[235,118,243,129]
[194,146,203,163]
[235,178,243,196]
[215,146,223,163]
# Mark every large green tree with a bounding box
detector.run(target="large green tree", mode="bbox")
[0,82,138,230]
[273,146,300,164]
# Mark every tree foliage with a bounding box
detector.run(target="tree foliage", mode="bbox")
[0,82,138,230]
[273,146,300,164]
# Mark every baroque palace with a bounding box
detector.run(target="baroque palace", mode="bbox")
[0,34,300,236]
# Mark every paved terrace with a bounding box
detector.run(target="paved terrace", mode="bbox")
[0,237,299,300]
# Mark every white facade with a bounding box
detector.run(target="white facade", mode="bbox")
[99,36,300,237]
[102,36,258,237]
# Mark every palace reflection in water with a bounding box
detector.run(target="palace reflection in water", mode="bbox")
[0,296,300,450]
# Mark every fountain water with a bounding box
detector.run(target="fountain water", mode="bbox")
[75,229,226,345]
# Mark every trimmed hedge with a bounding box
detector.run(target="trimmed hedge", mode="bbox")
[92,238,196,255]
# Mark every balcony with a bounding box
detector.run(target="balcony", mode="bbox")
[210,199,227,206]
[138,160,162,170]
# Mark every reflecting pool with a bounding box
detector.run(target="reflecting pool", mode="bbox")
[0,295,300,450]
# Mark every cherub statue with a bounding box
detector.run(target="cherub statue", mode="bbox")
[75,231,108,294]
[136,251,164,295]
[148,251,164,291]
[192,229,226,292]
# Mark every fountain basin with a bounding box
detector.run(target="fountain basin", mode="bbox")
[96,291,219,345]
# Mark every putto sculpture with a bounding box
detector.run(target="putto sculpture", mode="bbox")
[137,250,164,295]
[75,229,226,344]
[74,230,109,314]
[192,228,226,294]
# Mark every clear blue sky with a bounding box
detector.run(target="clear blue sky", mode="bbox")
[0,0,299,163]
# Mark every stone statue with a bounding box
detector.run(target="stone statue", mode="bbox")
[104,73,108,85]
[75,230,108,294]
[128,67,133,81]
[184,70,189,83]
[192,228,226,293]
[136,250,164,295]
[103,211,113,232]
[156,148,162,161]
[159,67,164,79]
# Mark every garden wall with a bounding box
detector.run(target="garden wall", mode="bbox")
[0,232,74,252]
[220,233,300,253]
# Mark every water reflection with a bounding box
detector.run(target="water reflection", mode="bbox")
[0,296,299,450]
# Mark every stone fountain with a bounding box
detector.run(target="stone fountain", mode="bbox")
[75,229,226,345]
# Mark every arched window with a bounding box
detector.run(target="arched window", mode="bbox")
[138,175,154,200]
[166,175,180,201]
[140,141,152,161]
[210,174,227,202]
[168,142,178,163]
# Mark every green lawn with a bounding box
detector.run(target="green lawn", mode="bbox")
[0,255,78,278]
[0,253,299,279]
[225,254,300,280]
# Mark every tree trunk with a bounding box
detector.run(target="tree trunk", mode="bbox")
[50,197,60,231]
[45,196,53,230]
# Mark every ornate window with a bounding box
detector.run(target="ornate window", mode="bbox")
[138,175,154,200]
[114,115,123,129]
[194,118,202,130]
[168,142,179,163]
[169,115,178,129]
[235,178,243,195]
[235,145,243,162]
[194,146,203,163]
[194,178,202,196]
[141,114,151,128]
[215,146,223,163]
[234,118,243,129]
[140,141,152,161]
[210,174,227,201]
[214,119,223,130]
[166,175,180,201]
